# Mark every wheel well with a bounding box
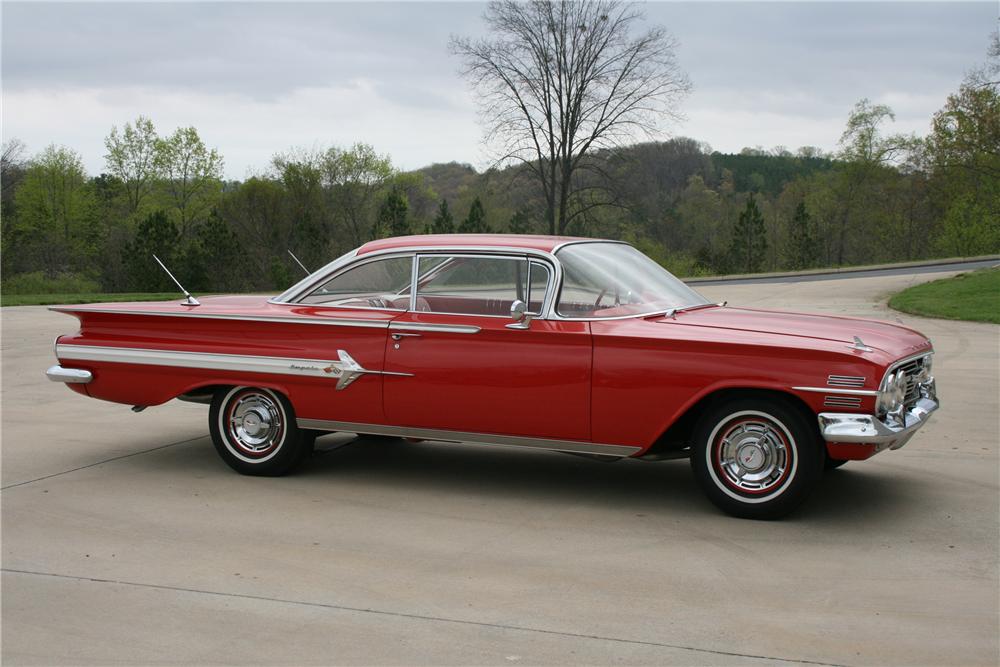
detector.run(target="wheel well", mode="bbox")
[646,388,818,456]
[176,384,231,404]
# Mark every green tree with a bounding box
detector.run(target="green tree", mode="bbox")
[459,197,488,233]
[430,199,455,234]
[318,143,395,245]
[508,208,531,234]
[183,208,242,291]
[729,193,767,273]
[155,126,224,237]
[375,187,410,238]
[104,116,159,215]
[11,145,97,273]
[123,210,180,291]
[786,201,818,270]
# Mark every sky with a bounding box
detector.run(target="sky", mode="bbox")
[2,2,996,179]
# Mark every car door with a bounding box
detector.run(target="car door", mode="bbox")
[286,253,413,426]
[383,252,592,441]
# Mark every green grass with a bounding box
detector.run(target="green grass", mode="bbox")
[889,268,1000,324]
[1,293,181,307]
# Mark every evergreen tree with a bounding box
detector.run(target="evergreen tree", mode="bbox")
[374,186,409,238]
[508,209,531,234]
[787,201,818,270]
[458,196,488,233]
[430,199,455,234]
[185,208,242,291]
[729,193,768,273]
[123,209,180,291]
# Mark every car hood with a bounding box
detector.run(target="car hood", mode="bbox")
[659,306,932,358]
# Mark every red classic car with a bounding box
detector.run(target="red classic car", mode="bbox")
[46,235,938,518]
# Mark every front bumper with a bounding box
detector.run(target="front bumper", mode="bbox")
[46,365,92,384]
[818,395,939,451]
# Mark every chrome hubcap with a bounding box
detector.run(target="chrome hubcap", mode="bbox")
[716,419,790,493]
[227,392,283,455]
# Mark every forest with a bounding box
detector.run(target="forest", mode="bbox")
[1,41,996,295]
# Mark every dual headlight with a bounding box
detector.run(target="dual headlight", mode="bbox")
[877,370,909,419]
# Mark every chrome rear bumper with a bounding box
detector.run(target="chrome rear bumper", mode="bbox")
[46,365,92,384]
[818,396,938,449]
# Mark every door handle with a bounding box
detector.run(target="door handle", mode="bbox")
[391,332,422,341]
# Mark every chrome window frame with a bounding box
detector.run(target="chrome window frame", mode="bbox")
[272,245,564,319]
[278,251,417,313]
[410,251,556,319]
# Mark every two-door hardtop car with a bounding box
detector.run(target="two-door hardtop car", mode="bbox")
[46,234,939,518]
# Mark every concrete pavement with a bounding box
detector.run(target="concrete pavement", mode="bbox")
[2,270,997,665]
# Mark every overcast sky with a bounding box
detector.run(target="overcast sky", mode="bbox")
[2,2,996,179]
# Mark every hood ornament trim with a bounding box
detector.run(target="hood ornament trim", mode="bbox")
[850,336,874,353]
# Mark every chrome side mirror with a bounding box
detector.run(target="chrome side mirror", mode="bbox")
[507,299,536,330]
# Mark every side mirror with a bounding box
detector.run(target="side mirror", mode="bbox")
[507,299,536,330]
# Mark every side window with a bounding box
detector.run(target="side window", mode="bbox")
[416,255,539,317]
[300,256,413,308]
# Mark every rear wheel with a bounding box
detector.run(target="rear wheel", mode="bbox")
[209,386,309,476]
[691,397,822,519]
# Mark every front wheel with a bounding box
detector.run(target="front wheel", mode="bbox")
[691,398,823,519]
[209,386,309,476]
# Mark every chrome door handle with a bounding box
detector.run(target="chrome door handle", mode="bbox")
[391,332,422,341]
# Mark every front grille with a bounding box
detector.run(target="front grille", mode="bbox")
[890,355,930,407]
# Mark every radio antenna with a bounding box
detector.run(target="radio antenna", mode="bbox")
[152,254,200,306]
[287,249,310,275]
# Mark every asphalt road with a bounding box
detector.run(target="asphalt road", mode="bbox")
[690,257,999,285]
[2,269,998,666]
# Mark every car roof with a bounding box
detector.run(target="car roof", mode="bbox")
[356,234,594,255]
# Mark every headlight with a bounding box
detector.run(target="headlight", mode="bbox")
[877,370,907,418]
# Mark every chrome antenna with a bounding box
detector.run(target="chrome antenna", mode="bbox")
[287,249,310,275]
[152,254,200,306]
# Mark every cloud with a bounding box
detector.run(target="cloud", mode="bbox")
[2,1,995,177]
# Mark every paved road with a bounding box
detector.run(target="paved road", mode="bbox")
[691,258,999,285]
[2,269,997,666]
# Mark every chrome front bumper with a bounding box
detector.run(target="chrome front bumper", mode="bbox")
[818,396,939,450]
[46,365,92,384]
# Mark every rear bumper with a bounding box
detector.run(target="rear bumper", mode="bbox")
[46,365,92,384]
[818,396,938,459]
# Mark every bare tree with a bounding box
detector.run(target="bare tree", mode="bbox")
[451,0,690,234]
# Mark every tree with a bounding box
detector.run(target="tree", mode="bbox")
[786,201,818,270]
[459,197,489,233]
[155,126,224,237]
[832,99,914,264]
[375,187,409,238]
[123,210,180,291]
[729,193,767,273]
[184,208,241,291]
[319,143,395,246]
[508,208,531,234]
[11,145,97,273]
[104,116,159,215]
[431,199,455,234]
[452,0,690,234]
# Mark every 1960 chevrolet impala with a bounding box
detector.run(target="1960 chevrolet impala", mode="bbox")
[46,235,939,518]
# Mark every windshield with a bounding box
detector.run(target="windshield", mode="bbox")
[555,243,710,318]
